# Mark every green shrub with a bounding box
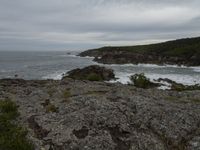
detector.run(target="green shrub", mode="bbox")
[130,73,158,89]
[86,73,103,81]
[0,99,19,120]
[0,99,34,150]
[171,83,186,91]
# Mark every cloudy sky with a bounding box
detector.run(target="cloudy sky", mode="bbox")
[0,0,200,51]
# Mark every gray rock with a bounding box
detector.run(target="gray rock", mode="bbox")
[1,79,200,150]
[63,65,115,81]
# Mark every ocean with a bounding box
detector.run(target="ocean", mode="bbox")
[0,51,200,87]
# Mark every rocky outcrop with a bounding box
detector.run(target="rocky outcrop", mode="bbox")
[1,79,200,149]
[63,65,115,81]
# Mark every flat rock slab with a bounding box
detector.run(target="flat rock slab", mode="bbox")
[0,79,200,150]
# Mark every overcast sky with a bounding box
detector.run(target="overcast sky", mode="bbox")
[0,0,200,51]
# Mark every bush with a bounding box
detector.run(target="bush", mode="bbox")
[130,73,158,89]
[0,99,34,150]
[86,73,103,81]
[0,99,19,120]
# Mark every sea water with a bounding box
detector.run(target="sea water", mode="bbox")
[0,51,200,86]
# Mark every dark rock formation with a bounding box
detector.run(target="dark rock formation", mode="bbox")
[63,65,115,81]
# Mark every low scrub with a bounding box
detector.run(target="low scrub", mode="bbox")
[130,73,159,89]
[0,99,34,150]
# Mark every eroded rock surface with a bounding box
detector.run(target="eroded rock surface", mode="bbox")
[0,78,200,150]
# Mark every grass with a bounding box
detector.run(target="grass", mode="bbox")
[0,99,19,120]
[0,99,34,150]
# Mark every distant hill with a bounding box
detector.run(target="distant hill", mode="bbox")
[79,37,200,66]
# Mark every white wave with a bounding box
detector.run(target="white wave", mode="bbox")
[110,71,200,90]
[58,54,77,58]
[107,63,135,67]
[138,63,190,68]
[158,85,171,90]
[58,54,95,60]
[42,71,67,80]
[111,72,133,84]
[138,64,163,68]
[81,56,95,59]
[165,64,188,68]
[0,69,7,73]
[0,69,14,73]
[192,67,200,72]
[146,73,200,85]
[106,63,189,68]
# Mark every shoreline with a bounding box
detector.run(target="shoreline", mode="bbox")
[79,37,200,67]
[40,62,200,88]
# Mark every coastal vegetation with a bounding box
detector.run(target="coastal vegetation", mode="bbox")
[0,99,34,150]
[80,37,200,66]
[91,37,200,56]
[130,73,159,89]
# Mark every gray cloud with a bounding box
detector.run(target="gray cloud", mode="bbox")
[0,0,200,51]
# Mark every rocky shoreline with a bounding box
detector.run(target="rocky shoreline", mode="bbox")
[80,50,200,66]
[1,77,200,150]
[79,37,200,66]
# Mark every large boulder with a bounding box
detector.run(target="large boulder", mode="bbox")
[63,65,115,81]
